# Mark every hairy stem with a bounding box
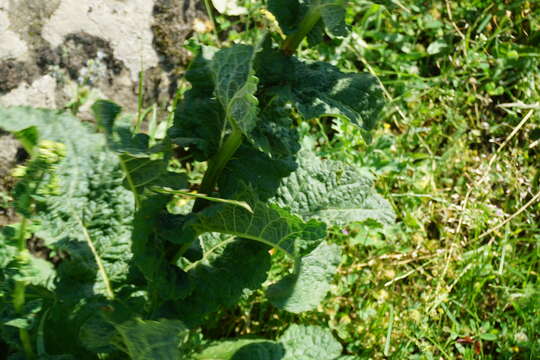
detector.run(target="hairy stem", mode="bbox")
[204,0,221,46]
[282,4,322,55]
[13,217,35,359]
[172,127,243,263]
[193,127,243,212]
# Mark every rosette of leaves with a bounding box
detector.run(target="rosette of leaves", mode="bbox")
[163,0,391,320]
[0,0,394,358]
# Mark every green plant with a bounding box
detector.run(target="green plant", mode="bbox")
[0,1,393,358]
[285,1,539,358]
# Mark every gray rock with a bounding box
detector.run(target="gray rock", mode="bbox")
[0,0,205,112]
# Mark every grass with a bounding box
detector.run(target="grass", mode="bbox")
[196,0,539,358]
[5,0,534,358]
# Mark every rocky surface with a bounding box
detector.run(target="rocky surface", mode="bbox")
[0,0,205,112]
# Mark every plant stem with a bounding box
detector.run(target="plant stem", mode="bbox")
[282,4,322,55]
[13,217,35,359]
[119,156,141,210]
[204,0,221,46]
[173,126,243,263]
[193,127,243,212]
[136,70,144,132]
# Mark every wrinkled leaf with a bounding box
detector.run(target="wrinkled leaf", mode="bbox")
[268,0,349,41]
[188,188,326,257]
[320,3,348,37]
[92,100,149,156]
[196,339,283,360]
[280,324,342,360]
[267,242,340,312]
[92,100,186,192]
[113,318,188,360]
[79,316,117,354]
[132,196,193,301]
[168,46,223,161]
[0,107,135,298]
[273,146,395,227]
[256,45,384,137]
[219,145,298,201]
[173,233,271,327]
[210,45,259,135]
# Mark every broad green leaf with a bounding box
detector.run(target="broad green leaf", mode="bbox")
[0,107,135,298]
[287,60,384,134]
[268,0,349,41]
[210,45,259,135]
[132,196,193,302]
[267,0,302,35]
[79,316,117,354]
[194,325,343,360]
[120,157,188,192]
[172,233,271,327]
[12,255,56,290]
[40,151,133,298]
[273,146,395,227]
[78,298,145,355]
[279,324,342,360]
[43,296,114,357]
[188,189,326,257]
[113,318,188,360]
[185,46,219,92]
[13,126,39,152]
[1,108,135,357]
[168,46,224,161]
[169,45,266,160]
[92,100,150,156]
[219,145,298,201]
[2,299,43,330]
[92,100,122,139]
[92,100,188,192]
[267,241,340,312]
[320,3,348,37]
[196,339,283,360]
[250,99,301,158]
[256,45,384,137]
[0,225,18,269]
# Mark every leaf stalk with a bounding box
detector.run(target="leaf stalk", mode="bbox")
[174,127,243,263]
[282,5,322,55]
[193,126,243,212]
